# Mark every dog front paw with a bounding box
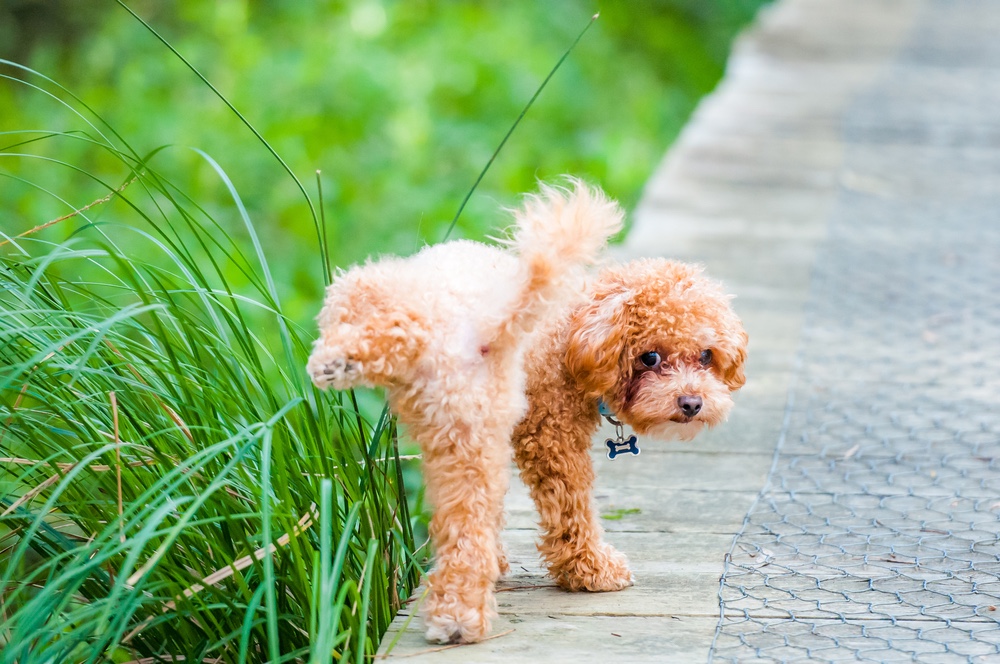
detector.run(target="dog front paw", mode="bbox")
[553,543,634,592]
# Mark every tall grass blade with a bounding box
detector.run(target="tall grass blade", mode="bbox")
[443,12,599,240]
[112,0,329,280]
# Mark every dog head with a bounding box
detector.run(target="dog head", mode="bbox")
[565,259,747,442]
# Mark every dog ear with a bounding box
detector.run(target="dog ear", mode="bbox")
[565,288,631,397]
[720,326,748,390]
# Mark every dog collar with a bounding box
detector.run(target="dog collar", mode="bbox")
[597,399,639,460]
[598,398,614,418]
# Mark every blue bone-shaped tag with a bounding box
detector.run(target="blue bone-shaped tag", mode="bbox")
[606,435,640,460]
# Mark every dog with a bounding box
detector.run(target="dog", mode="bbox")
[307,182,624,644]
[511,257,748,593]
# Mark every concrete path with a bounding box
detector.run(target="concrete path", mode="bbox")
[378,1,1000,661]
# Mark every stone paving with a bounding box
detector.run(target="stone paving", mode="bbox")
[712,1,1000,661]
[378,1,1000,661]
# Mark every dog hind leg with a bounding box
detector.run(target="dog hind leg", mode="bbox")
[419,421,511,644]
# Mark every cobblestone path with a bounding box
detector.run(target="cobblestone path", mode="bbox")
[712,2,1000,661]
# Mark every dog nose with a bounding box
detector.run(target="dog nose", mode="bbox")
[678,395,703,417]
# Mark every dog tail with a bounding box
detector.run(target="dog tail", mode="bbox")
[490,180,624,350]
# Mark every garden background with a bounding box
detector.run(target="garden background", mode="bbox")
[0,1,767,661]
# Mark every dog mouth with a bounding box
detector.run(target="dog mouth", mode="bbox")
[670,414,698,424]
[644,417,706,442]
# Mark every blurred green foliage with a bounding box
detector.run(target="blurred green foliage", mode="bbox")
[1,0,768,326]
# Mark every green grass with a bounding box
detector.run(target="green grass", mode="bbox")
[0,59,421,662]
[601,507,642,521]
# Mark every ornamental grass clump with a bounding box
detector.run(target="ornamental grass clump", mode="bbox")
[0,58,420,663]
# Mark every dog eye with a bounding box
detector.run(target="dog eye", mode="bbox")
[639,351,661,369]
[699,349,713,366]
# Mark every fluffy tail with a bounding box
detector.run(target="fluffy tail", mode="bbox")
[490,180,624,350]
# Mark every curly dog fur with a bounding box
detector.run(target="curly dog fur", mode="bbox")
[307,182,623,644]
[307,181,747,643]
[512,258,747,593]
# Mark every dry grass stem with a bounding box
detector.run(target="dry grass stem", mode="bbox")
[0,473,61,517]
[104,341,193,442]
[0,174,140,248]
[120,503,319,645]
[1,456,158,473]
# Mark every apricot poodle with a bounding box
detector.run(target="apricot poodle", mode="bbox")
[307,182,623,643]
[307,182,747,644]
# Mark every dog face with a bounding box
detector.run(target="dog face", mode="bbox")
[565,259,747,442]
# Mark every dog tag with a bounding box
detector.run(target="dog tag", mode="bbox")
[599,399,640,460]
[606,434,640,459]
